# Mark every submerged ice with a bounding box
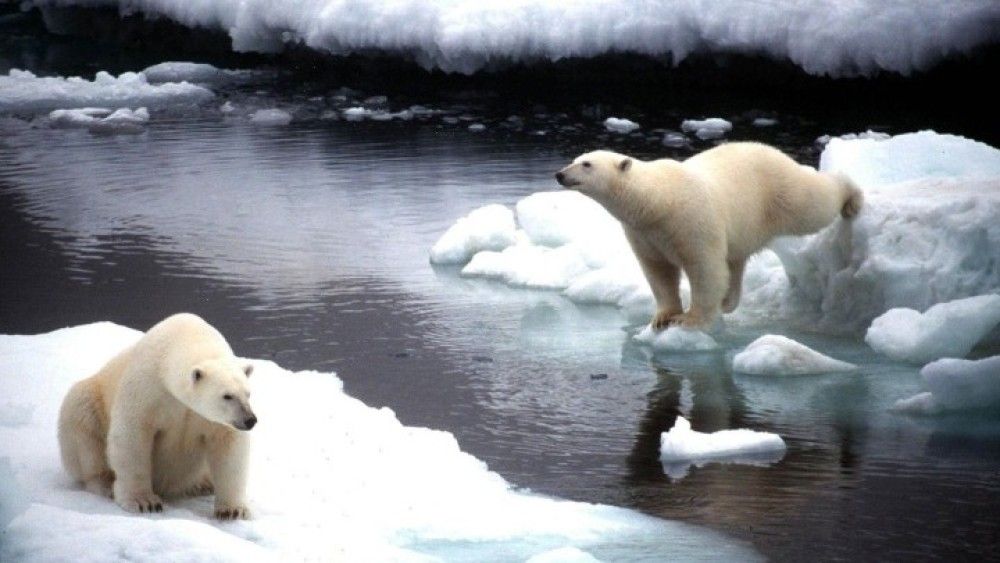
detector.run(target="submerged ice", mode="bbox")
[0,323,760,561]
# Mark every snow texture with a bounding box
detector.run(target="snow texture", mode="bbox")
[892,356,1000,415]
[681,118,732,140]
[2,323,760,561]
[49,106,149,134]
[659,417,786,480]
[603,117,639,134]
[633,326,719,353]
[27,1,1000,77]
[0,69,214,113]
[865,294,1000,364]
[732,334,856,375]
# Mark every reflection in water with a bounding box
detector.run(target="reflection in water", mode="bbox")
[2,115,999,560]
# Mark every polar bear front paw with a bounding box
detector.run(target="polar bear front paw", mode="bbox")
[215,504,251,520]
[117,490,163,513]
[651,309,683,330]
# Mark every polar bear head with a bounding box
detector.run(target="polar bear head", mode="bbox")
[554,150,633,199]
[178,359,257,431]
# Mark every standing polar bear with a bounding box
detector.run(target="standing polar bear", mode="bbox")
[58,313,257,519]
[555,143,863,329]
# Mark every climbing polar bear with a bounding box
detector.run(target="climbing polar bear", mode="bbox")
[57,313,257,519]
[555,143,863,329]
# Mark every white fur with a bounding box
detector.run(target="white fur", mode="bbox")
[57,313,256,519]
[556,144,863,328]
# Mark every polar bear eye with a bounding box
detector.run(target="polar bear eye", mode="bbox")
[223,394,234,401]
[582,161,591,168]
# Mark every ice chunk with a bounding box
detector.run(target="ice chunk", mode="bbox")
[468,123,486,132]
[249,108,292,125]
[892,355,1000,415]
[429,204,518,264]
[603,117,639,134]
[661,131,689,148]
[681,118,732,140]
[49,106,149,134]
[659,416,786,465]
[752,118,778,127]
[25,1,999,77]
[142,62,227,84]
[462,243,591,289]
[515,191,622,248]
[865,295,1000,364]
[732,335,856,375]
[0,323,762,561]
[0,69,213,113]
[634,326,719,352]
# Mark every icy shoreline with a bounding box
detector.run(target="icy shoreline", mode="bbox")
[0,322,760,562]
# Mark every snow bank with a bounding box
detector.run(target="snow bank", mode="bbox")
[27,1,1000,77]
[865,294,1000,364]
[892,356,1000,415]
[681,118,732,140]
[603,118,639,134]
[0,69,213,113]
[633,326,719,353]
[732,335,855,375]
[1,323,758,561]
[249,108,292,126]
[659,417,786,479]
[49,106,149,134]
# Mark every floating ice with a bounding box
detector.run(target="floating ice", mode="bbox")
[140,62,250,84]
[815,130,890,146]
[603,117,639,134]
[681,118,732,140]
[0,323,760,561]
[659,416,786,479]
[249,108,292,125]
[634,326,719,352]
[661,132,689,148]
[752,118,778,127]
[429,204,519,265]
[892,355,1000,415]
[49,106,149,134]
[732,334,856,375]
[468,123,486,132]
[26,1,1000,77]
[0,69,214,113]
[865,295,1000,364]
[432,130,1000,336]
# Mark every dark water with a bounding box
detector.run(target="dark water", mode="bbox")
[3,19,1000,561]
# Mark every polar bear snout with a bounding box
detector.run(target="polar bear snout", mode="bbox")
[233,406,257,431]
[555,168,580,188]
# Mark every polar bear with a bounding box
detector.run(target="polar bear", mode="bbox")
[57,313,256,519]
[555,143,862,329]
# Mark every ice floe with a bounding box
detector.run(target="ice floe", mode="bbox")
[603,117,640,134]
[732,335,856,375]
[892,355,1000,415]
[27,1,1000,77]
[865,294,1000,364]
[659,417,786,480]
[0,69,213,113]
[680,118,732,140]
[48,106,150,134]
[429,204,519,265]
[633,326,719,353]
[0,322,761,561]
[249,108,292,126]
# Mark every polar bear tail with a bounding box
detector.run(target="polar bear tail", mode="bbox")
[836,173,864,219]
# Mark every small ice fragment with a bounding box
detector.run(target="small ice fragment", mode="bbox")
[892,355,1000,415]
[429,204,518,264]
[250,108,292,125]
[681,118,732,140]
[468,123,486,132]
[633,325,719,352]
[732,334,855,375]
[752,117,778,127]
[660,416,786,467]
[603,117,640,134]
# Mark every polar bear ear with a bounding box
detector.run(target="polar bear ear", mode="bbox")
[243,363,254,377]
[192,369,203,383]
[618,158,632,172]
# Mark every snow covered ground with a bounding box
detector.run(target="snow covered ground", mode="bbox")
[431,131,1000,339]
[25,0,1000,77]
[0,323,760,562]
